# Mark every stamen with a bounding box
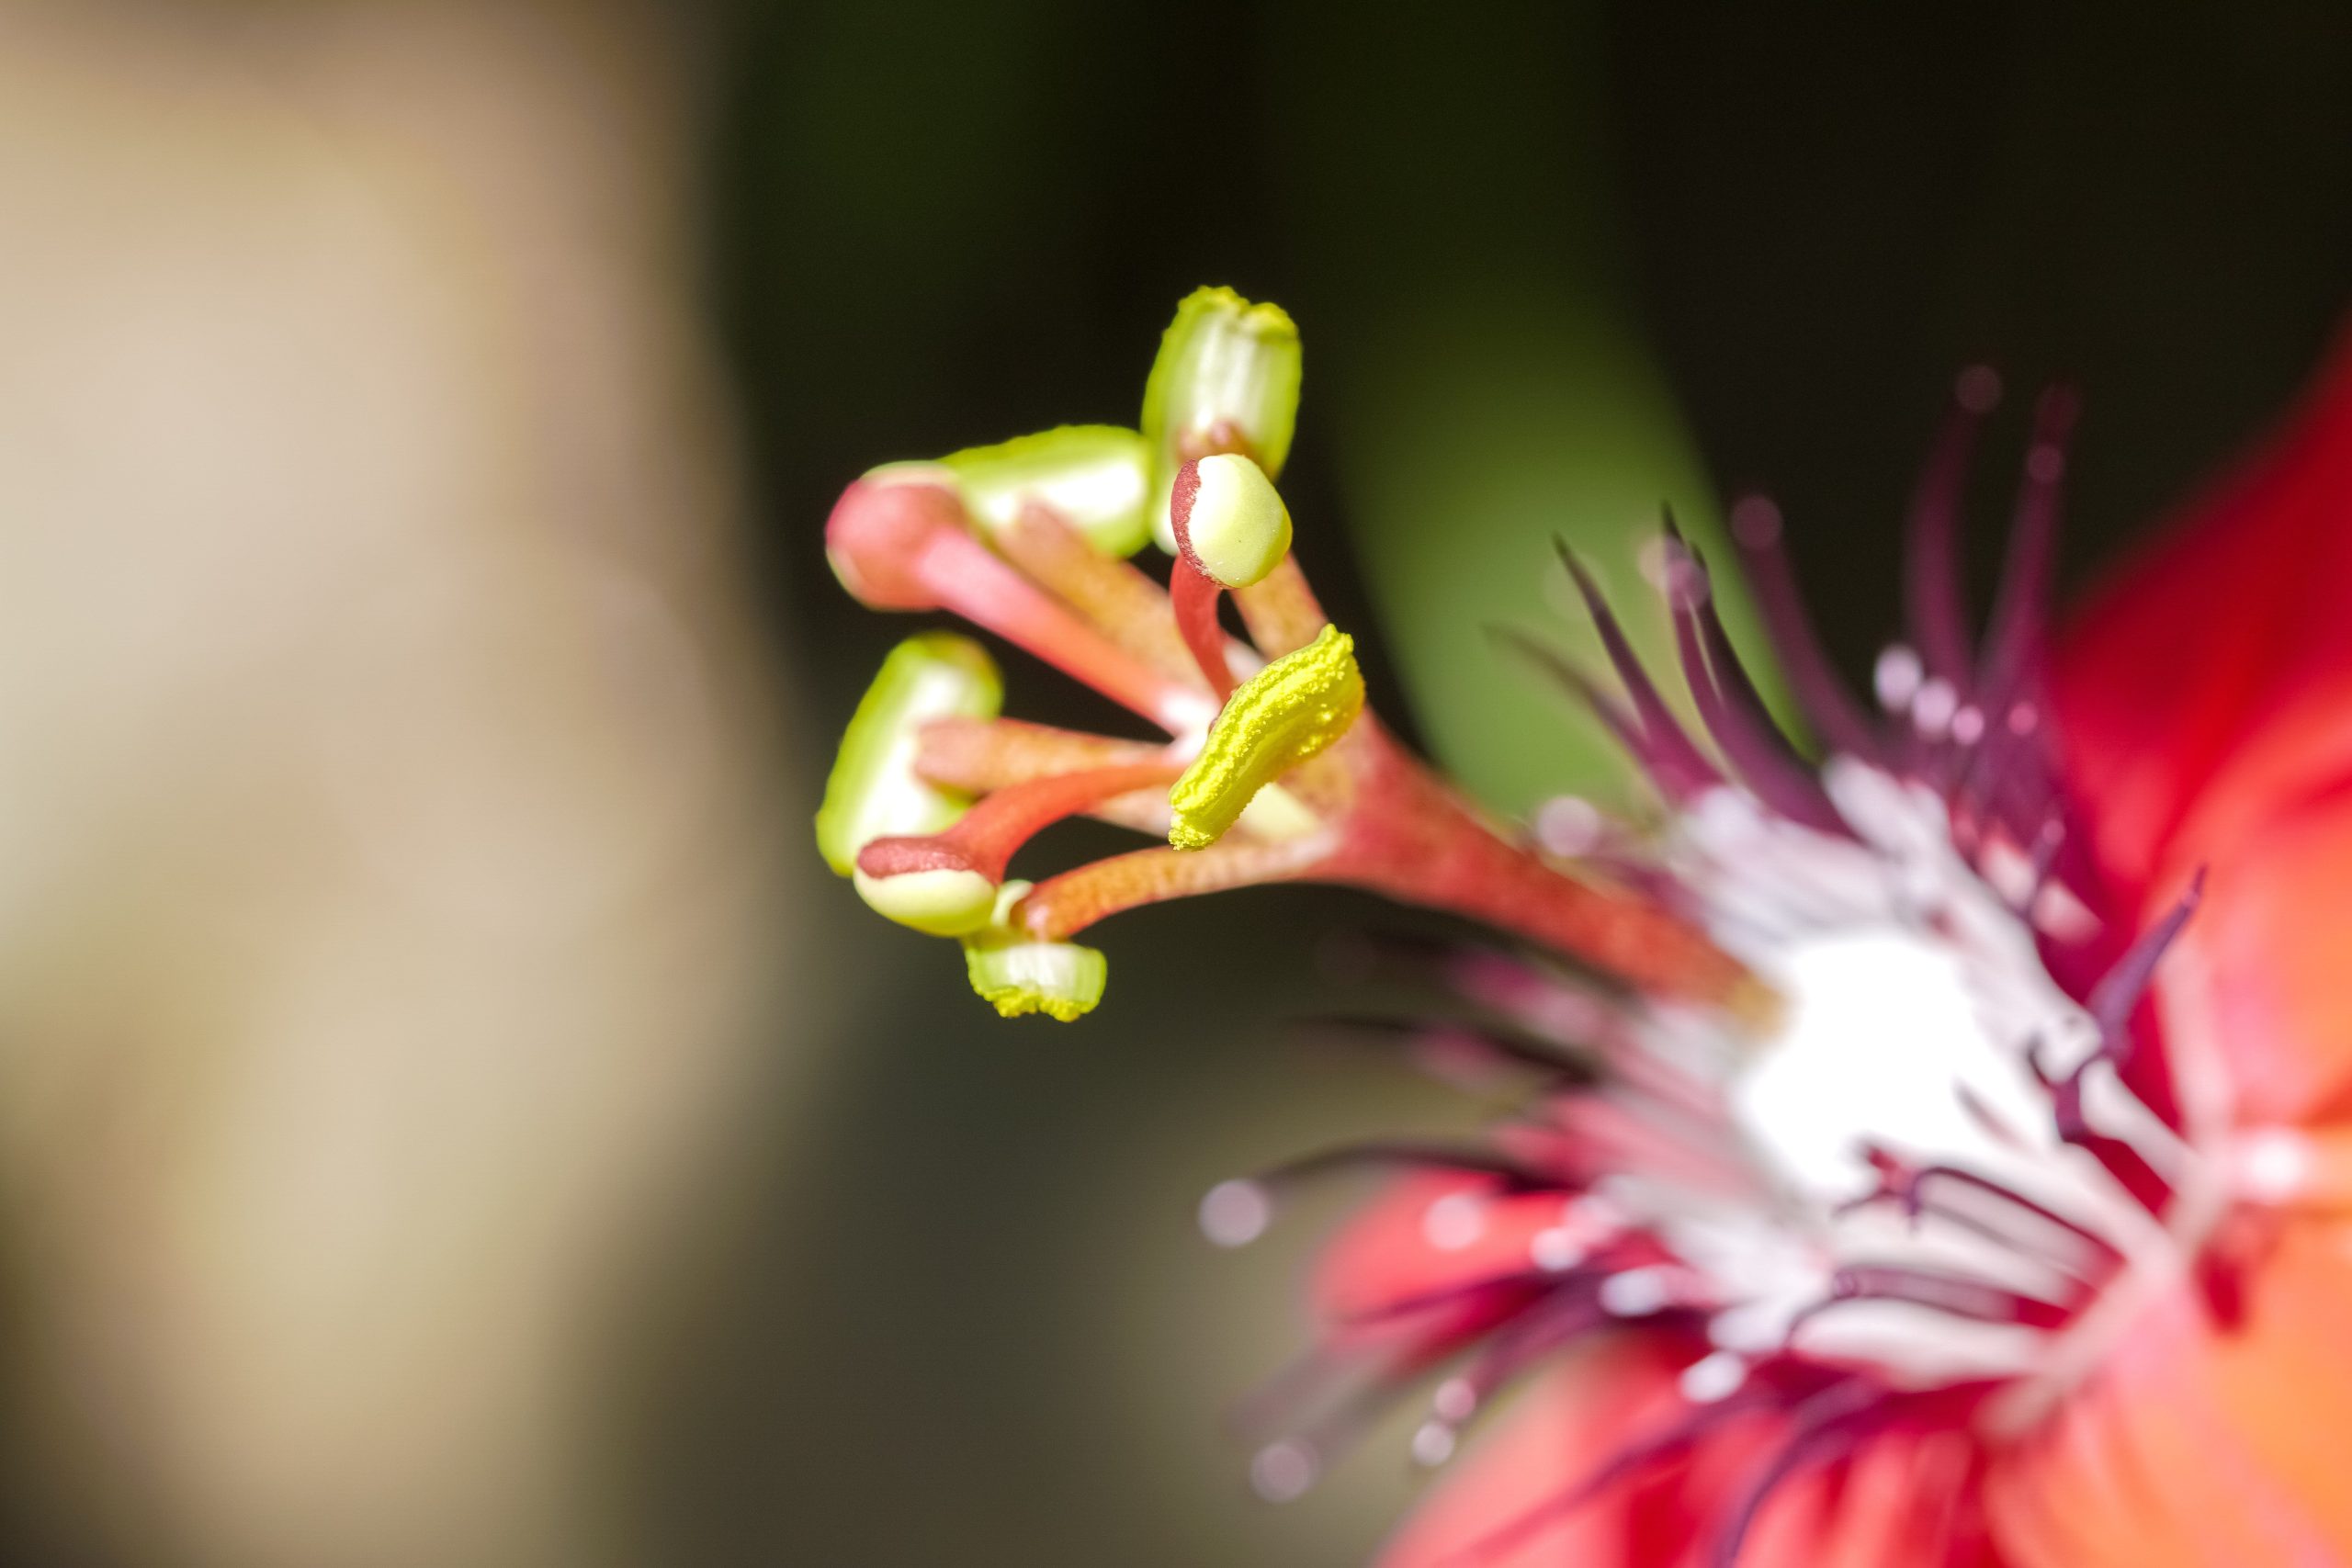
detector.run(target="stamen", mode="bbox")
[1141,286,1303,550]
[989,501,1203,683]
[1334,754,1766,1011]
[962,883,1109,1021]
[826,471,1215,732]
[860,761,1182,886]
[815,632,1002,877]
[822,302,2235,1560]
[1014,835,1330,941]
[853,862,999,936]
[1231,555,1333,658]
[1171,453,1295,588]
[1168,452,1296,696]
[1170,556,1239,698]
[911,717,1170,796]
[939,423,1155,558]
[1168,624,1364,851]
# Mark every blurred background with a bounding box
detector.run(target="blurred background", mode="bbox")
[0,2,2346,1564]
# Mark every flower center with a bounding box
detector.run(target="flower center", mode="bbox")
[1528,755,2210,1407]
[1736,925,2042,1209]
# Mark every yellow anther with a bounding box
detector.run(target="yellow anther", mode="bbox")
[1168,624,1363,852]
[961,886,1108,1021]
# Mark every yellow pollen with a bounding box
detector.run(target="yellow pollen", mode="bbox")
[1168,623,1363,852]
[963,929,1108,1021]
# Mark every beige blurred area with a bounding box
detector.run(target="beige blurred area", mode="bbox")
[0,4,795,1564]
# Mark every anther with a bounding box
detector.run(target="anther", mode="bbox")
[822,466,968,611]
[940,424,1154,559]
[854,870,998,936]
[1167,624,1363,852]
[1165,451,1294,695]
[825,468,1213,733]
[814,633,1002,878]
[854,760,1184,935]
[1170,453,1293,589]
[1142,286,1303,551]
[961,883,1109,1021]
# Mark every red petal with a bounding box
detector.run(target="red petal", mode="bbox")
[1739,1427,1988,1568]
[1313,1174,1589,1353]
[1374,1340,1686,1568]
[2053,322,2352,898]
[1982,1216,2352,1567]
[2164,743,2352,1122]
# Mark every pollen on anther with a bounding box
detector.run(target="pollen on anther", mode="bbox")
[1199,1179,1273,1247]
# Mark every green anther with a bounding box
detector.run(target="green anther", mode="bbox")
[940,425,1153,558]
[1179,453,1293,588]
[1142,287,1303,551]
[962,886,1108,1021]
[854,865,999,937]
[1167,624,1363,852]
[815,633,1003,877]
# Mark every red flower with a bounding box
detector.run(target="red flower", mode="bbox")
[1325,334,2352,1567]
[815,288,2352,1566]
